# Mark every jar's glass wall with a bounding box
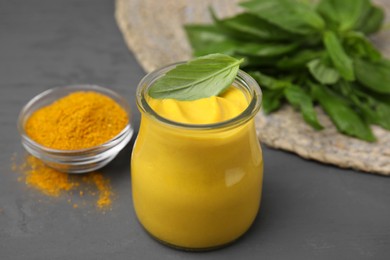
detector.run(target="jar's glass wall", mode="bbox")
[132,63,263,250]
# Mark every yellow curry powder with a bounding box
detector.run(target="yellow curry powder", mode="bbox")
[25,91,128,150]
[83,173,112,209]
[13,91,128,209]
[13,155,113,210]
[24,156,76,197]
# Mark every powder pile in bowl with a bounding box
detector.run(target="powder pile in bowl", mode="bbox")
[25,91,128,150]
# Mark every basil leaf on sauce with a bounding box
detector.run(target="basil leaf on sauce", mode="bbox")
[148,54,243,100]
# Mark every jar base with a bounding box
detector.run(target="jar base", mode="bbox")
[143,227,242,252]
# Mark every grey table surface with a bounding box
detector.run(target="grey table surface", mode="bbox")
[1,0,390,259]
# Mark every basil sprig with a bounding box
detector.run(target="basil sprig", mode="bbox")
[149,54,243,100]
[185,0,389,142]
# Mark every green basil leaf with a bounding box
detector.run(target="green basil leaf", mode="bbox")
[193,41,238,57]
[236,42,299,57]
[149,54,243,100]
[338,80,390,130]
[262,89,284,114]
[276,49,325,70]
[350,89,390,130]
[249,71,290,90]
[307,58,340,84]
[335,79,354,96]
[185,25,227,50]
[210,9,296,41]
[311,83,376,142]
[317,0,370,31]
[354,58,390,94]
[184,25,238,56]
[284,85,323,130]
[344,31,381,61]
[346,81,390,105]
[354,5,385,35]
[240,0,325,35]
[185,24,298,58]
[241,56,279,68]
[323,31,355,81]
[364,91,390,105]
[370,102,390,130]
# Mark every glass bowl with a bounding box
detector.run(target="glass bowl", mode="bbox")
[17,84,134,174]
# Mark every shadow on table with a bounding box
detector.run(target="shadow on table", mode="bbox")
[99,133,137,182]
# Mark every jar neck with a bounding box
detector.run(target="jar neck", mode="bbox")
[136,63,262,131]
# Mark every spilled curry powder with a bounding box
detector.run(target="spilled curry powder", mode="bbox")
[13,154,113,210]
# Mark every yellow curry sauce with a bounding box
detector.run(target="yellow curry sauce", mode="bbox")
[131,87,263,249]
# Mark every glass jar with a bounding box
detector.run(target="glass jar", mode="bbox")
[132,63,263,250]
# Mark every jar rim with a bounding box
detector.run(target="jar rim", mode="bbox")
[136,62,262,130]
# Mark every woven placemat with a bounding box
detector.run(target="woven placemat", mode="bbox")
[115,0,390,175]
